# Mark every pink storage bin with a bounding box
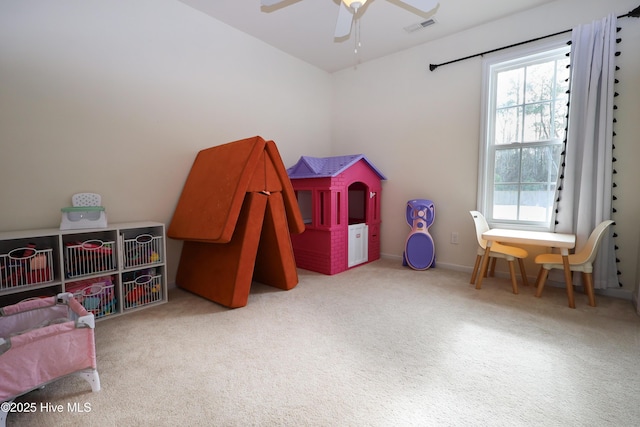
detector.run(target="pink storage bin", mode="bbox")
[66,276,118,319]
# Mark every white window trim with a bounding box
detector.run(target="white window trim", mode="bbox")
[477,37,570,231]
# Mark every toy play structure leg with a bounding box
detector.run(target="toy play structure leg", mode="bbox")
[253,192,299,290]
[74,369,101,392]
[175,192,268,308]
[1,402,9,426]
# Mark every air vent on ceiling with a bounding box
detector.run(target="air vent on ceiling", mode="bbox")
[404,18,436,34]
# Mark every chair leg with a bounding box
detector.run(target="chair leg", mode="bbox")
[470,255,481,284]
[476,250,492,290]
[489,257,497,277]
[507,260,518,294]
[535,268,549,297]
[583,272,596,307]
[517,258,529,287]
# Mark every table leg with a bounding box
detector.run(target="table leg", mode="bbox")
[561,250,575,309]
[475,243,492,290]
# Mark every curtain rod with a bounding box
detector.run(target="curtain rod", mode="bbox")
[428,5,640,72]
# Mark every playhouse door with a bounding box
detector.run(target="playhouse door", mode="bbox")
[348,223,368,267]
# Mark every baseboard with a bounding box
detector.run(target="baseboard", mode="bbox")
[379,253,633,301]
[380,253,472,273]
[172,253,634,303]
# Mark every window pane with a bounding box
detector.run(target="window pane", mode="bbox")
[523,102,551,141]
[493,183,518,220]
[525,61,555,103]
[553,93,568,138]
[496,68,524,108]
[556,58,570,93]
[519,183,556,222]
[495,106,522,144]
[521,146,562,183]
[553,57,570,139]
[494,148,520,183]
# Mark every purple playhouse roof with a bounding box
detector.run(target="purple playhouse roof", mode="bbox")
[287,154,386,180]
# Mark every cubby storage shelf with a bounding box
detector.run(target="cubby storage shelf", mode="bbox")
[0,221,168,320]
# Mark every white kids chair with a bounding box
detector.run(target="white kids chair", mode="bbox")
[534,220,614,307]
[470,211,529,294]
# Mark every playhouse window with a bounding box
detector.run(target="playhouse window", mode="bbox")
[348,182,367,225]
[319,191,326,226]
[319,191,333,227]
[296,190,312,224]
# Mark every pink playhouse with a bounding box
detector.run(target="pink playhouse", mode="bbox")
[287,154,386,275]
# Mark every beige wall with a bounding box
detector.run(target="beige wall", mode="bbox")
[1,0,639,297]
[0,0,332,283]
[332,0,640,297]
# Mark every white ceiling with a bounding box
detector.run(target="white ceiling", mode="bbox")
[179,0,557,73]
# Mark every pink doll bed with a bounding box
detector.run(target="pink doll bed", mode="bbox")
[0,293,100,426]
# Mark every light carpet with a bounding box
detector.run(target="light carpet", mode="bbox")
[8,258,640,426]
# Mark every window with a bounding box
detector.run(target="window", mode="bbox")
[319,190,331,227]
[295,190,312,225]
[478,41,570,230]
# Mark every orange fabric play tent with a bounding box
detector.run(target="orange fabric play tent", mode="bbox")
[168,136,304,308]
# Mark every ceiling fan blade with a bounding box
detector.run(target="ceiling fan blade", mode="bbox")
[261,0,285,6]
[396,0,439,13]
[334,1,354,38]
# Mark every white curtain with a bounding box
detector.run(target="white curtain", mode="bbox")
[554,13,618,289]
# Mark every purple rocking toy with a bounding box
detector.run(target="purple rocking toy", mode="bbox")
[403,199,435,270]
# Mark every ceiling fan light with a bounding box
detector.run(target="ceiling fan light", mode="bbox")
[343,0,367,10]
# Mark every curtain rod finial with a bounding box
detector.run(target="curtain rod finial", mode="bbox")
[627,5,640,17]
[429,64,438,71]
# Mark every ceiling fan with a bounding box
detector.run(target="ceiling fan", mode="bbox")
[261,0,440,38]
